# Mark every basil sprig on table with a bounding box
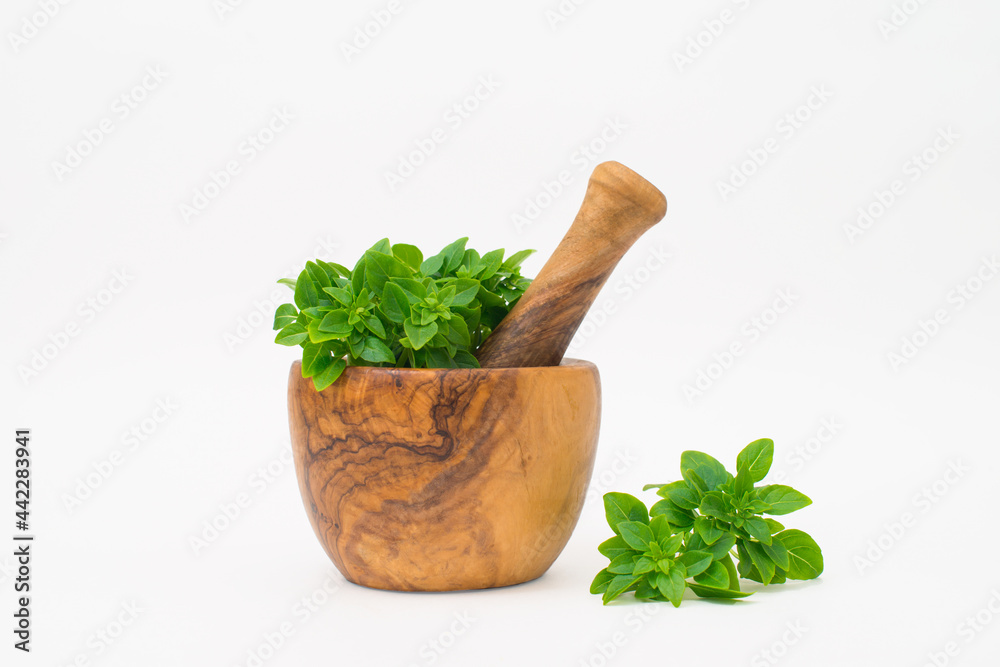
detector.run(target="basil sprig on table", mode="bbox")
[591,438,823,607]
[273,237,534,390]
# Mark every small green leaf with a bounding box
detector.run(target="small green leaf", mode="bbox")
[649,499,694,529]
[687,583,753,599]
[597,536,633,560]
[318,310,352,335]
[367,237,391,254]
[658,480,700,510]
[744,517,773,545]
[419,252,445,276]
[351,257,366,294]
[677,550,713,577]
[680,451,729,491]
[698,492,731,520]
[301,344,333,378]
[478,249,504,279]
[403,319,438,350]
[395,278,428,303]
[734,466,754,498]
[293,271,319,310]
[777,529,824,580]
[273,304,298,330]
[305,261,332,289]
[744,540,776,585]
[360,337,395,364]
[445,316,471,346]
[391,243,423,270]
[423,346,456,369]
[450,278,481,306]
[441,237,469,274]
[277,277,297,290]
[689,532,736,561]
[634,577,662,600]
[693,560,730,589]
[658,532,685,557]
[363,314,386,339]
[311,358,346,391]
[764,518,785,534]
[602,574,641,605]
[656,568,687,607]
[365,250,410,294]
[648,515,674,543]
[694,516,724,545]
[761,535,790,571]
[603,492,649,534]
[275,322,308,346]
[736,438,774,483]
[608,553,637,575]
[502,248,536,271]
[632,557,655,575]
[590,569,615,595]
[381,282,411,324]
[453,350,480,368]
[758,485,813,515]
[618,521,655,551]
[323,286,353,307]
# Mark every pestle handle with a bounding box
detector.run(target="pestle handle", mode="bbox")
[476,161,667,368]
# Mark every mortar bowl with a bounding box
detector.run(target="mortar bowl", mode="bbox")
[287,358,601,592]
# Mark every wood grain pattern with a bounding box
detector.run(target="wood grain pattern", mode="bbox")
[288,359,601,591]
[476,161,667,368]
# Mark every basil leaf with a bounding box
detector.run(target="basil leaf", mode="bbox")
[391,243,423,270]
[758,485,813,515]
[649,499,694,529]
[694,516,724,545]
[680,451,729,491]
[693,560,729,589]
[365,250,410,294]
[603,492,649,533]
[403,319,437,350]
[602,574,641,605]
[323,286,353,307]
[618,521,655,551]
[294,271,319,309]
[608,553,638,575]
[311,358,346,391]
[677,550,713,578]
[318,310,351,335]
[360,337,394,364]
[502,248,535,271]
[736,438,774,483]
[590,569,614,595]
[656,568,687,608]
[777,530,824,580]
[275,322,308,346]
[273,304,298,330]
[363,314,386,338]
[658,480,700,510]
[744,517,772,545]
[597,536,632,560]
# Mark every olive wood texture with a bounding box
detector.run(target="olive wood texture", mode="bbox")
[288,358,601,591]
[475,161,667,368]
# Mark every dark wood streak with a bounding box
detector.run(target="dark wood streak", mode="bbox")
[287,359,601,591]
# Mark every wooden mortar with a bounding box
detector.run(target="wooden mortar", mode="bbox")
[288,359,601,591]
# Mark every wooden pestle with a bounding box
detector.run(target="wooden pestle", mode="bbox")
[476,161,667,368]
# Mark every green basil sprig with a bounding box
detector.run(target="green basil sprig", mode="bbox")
[273,238,534,390]
[592,438,823,607]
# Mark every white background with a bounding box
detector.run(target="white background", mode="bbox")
[3,1,1000,665]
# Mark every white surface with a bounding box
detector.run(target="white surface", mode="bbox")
[3,1,1000,665]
